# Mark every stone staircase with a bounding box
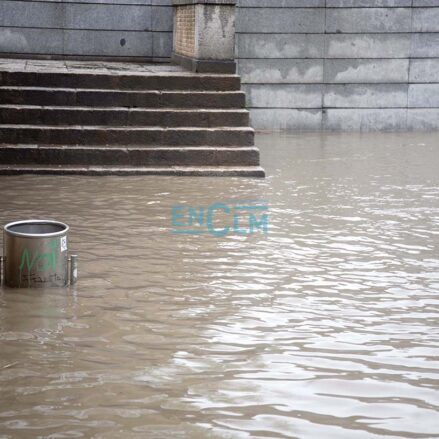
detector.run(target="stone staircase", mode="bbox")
[0,59,264,177]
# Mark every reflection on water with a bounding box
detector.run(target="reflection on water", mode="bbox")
[0,132,438,438]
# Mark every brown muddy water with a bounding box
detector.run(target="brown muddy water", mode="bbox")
[0,132,438,439]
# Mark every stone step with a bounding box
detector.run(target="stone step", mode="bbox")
[0,105,250,127]
[0,60,264,178]
[0,145,260,167]
[0,125,255,146]
[0,87,246,109]
[0,70,241,91]
[0,164,265,178]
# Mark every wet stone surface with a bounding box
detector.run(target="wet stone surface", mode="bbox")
[0,132,438,438]
[0,58,186,75]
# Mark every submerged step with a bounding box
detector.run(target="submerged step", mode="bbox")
[0,106,250,127]
[0,145,260,167]
[0,164,265,178]
[0,87,246,109]
[0,125,255,146]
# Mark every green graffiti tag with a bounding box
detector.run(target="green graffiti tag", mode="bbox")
[19,239,57,275]
[18,239,59,287]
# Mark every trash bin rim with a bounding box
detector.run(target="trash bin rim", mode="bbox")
[4,219,69,239]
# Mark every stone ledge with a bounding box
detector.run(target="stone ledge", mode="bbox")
[172,53,236,74]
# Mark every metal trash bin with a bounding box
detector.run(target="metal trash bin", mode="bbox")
[1,219,76,288]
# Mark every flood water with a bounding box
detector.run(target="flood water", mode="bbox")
[0,132,438,439]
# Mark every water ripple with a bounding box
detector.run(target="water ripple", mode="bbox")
[0,133,438,438]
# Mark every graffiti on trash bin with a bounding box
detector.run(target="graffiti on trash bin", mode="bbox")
[19,239,59,285]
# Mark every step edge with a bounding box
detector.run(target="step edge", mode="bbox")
[0,105,249,113]
[0,86,246,94]
[0,70,241,79]
[0,164,265,177]
[0,145,260,151]
[0,125,255,131]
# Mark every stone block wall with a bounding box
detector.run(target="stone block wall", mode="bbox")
[172,0,236,73]
[0,0,173,61]
[1,0,438,131]
[236,0,439,131]
[174,5,196,58]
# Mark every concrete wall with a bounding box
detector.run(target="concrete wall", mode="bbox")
[1,0,437,131]
[0,0,173,61]
[236,1,439,131]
